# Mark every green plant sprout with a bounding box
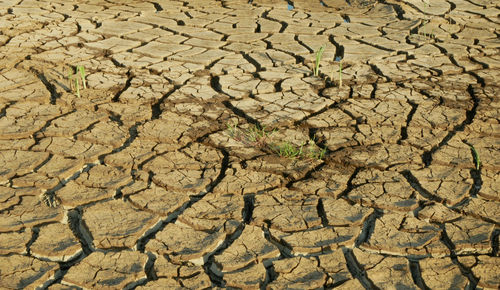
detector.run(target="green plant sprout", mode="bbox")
[310,147,327,160]
[463,140,481,170]
[226,122,275,148]
[226,122,238,138]
[468,143,481,170]
[305,139,327,160]
[78,65,86,89]
[67,65,87,97]
[472,146,481,170]
[274,141,304,159]
[226,123,327,160]
[272,139,327,160]
[247,125,275,146]
[313,46,325,77]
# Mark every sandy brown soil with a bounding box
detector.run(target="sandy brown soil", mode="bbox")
[0,0,499,288]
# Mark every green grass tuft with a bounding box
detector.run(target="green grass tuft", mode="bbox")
[464,141,481,170]
[226,123,327,160]
[314,46,325,77]
[272,139,327,160]
[226,122,275,148]
[273,141,304,159]
[470,144,481,170]
[67,65,87,98]
[78,65,86,89]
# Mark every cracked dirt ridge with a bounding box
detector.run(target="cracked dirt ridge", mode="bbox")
[0,0,498,288]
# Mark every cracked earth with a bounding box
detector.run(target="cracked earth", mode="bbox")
[0,0,499,289]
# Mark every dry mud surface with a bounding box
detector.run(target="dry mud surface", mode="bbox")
[0,0,499,289]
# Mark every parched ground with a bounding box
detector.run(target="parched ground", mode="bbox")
[0,0,499,288]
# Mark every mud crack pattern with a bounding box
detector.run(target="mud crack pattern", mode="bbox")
[0,0,499,288]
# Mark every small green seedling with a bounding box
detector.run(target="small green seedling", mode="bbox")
[305,139,327,160]
[227,123,327,160]
[67,65,87,98]
[311,147,327,160]
[226,122,275,148]
[272,138,327,160]
[472,146,481,170]
[469,144,481,170]
[463,140,481,170]
[78,65,86,89]
[226,122,238,138]
[314,46,325,77]
[246,125,268,143]
[274,141,304,159]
